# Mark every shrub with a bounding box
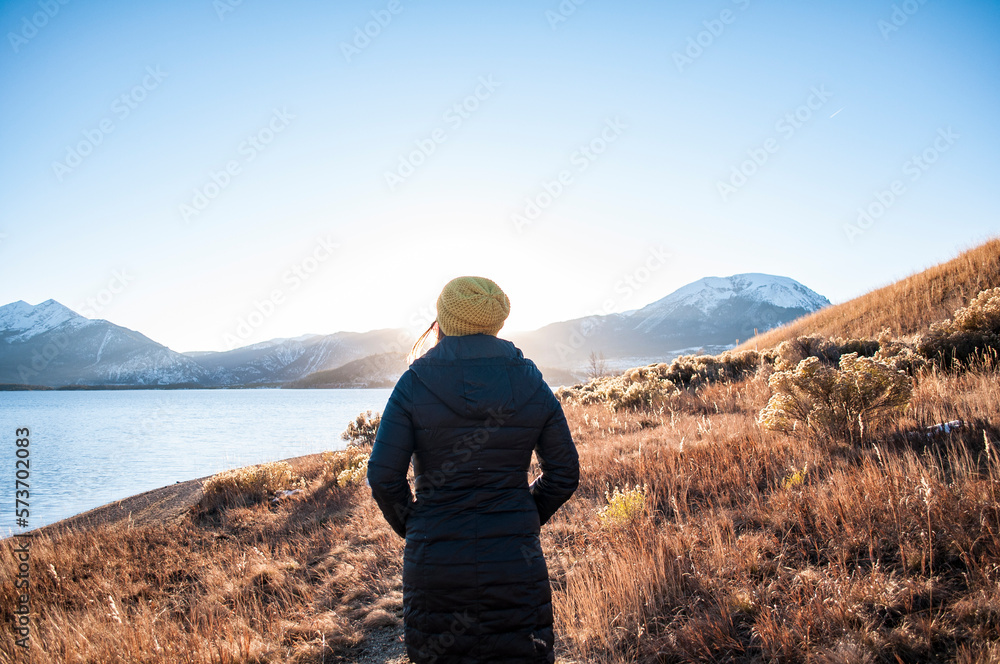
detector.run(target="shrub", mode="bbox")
[555,350,768,411]
[597,484,648,526]
[918,287,1000,367]
[341,410,381,449]
[659,349,769,387]
[202,461,303,505]
[873,330,927,375]
[774,334,841,371]
[758,352,912,442]
[782,464,808,489]
[834,336,880,359]
[555,366,679,411]
[322,449,370,487]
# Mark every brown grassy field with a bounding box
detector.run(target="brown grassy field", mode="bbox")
[3,243,1000,662]
[3,357,998,663]
[737,238,1000,351]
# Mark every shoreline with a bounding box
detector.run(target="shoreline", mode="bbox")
[11,452,328,540]
[0,384,393,391]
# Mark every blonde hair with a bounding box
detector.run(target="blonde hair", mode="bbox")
[406,320,443,365]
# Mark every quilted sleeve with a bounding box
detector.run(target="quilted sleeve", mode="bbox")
[366,371,416,538]
[529,386,580,525]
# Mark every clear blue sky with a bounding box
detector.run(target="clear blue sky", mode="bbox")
[1,0,997,352]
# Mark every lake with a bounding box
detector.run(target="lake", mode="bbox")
[0,388,393,535]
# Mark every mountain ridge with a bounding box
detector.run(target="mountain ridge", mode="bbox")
[0,271,830,387]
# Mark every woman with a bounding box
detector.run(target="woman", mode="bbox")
[367,276,580,663]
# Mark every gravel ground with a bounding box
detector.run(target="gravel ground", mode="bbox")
[352,625,409,663]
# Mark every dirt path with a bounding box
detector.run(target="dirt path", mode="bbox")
[352,625,409,663]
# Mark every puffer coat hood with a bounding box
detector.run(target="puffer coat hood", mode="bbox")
[367,333,579,663]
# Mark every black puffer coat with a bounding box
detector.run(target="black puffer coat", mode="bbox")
[367,333,579,664]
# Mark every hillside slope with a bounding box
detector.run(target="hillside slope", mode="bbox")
[285,352,408,388]
[738,238,1000,351]
[510,273,829,371]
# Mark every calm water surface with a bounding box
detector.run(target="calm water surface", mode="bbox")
[0,389,392,534]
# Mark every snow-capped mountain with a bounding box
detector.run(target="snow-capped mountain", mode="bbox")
[0,300,216,386]
[187,329,407,385]
[0,299,93,341]
[1,272,829,387]
[0,300,410,387]
[630,273,830,335]
[507,273,830,372]
[634,274,828,321]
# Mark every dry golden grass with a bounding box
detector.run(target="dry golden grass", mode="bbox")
[738,237,1000,351]
[544,364,1000,663]
[4,318,1000,661]
[5,364,996,663]
[1,457,404,663]
[200,460,305,513]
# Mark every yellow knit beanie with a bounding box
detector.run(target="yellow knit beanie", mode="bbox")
[436,276,510,337]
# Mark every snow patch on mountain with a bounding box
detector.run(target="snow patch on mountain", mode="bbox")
[634,273,830,318]
[0,299,93,341]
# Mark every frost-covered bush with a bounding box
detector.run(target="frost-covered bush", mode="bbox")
[873,330,927,375]
[918,288,1000,367]
[341,410,381,449]
[555,350,768,411]
[556,331,926,418]
[203,461,303,504]
[555,364,679,411]
[834,336,880,359]
[774,334,842,371]
[322,448,370,487]
[758,352,912,442]
[666,349,768,387]
[778,333,921,375]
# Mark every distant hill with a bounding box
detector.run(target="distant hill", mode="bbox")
[508,273,830,372]
[534,365,583,388]
[737,238,1000,351]
[186,330,407,385]
[0,300,411,387]
[0,300,218,387]
[0,271,831,387]
[286,352,409,388]
[285,350,584,390]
